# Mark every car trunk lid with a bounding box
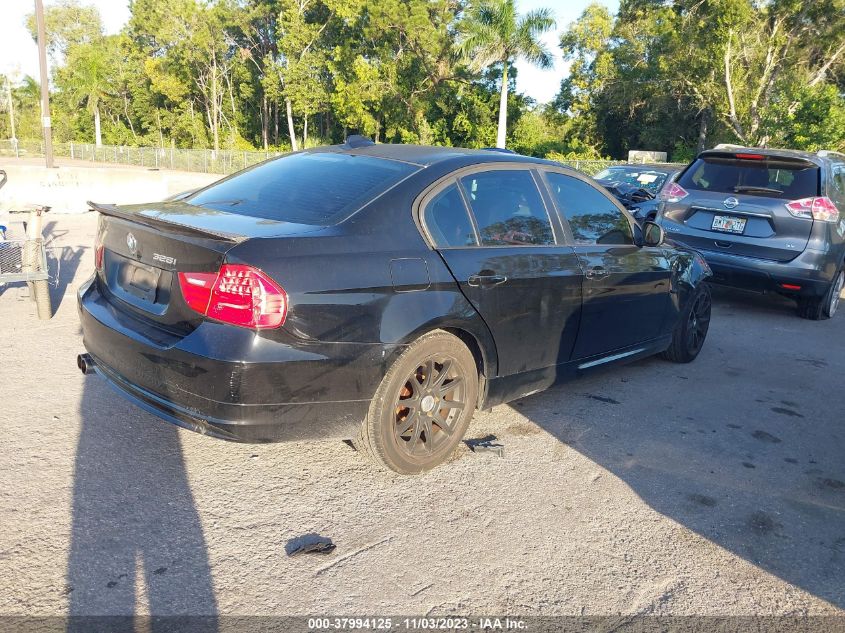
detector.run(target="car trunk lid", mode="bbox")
[92,200,319,331]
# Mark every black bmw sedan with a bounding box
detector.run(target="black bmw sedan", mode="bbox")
[77,138,712,473]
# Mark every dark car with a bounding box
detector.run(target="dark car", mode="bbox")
[594,164,680,222]
[77,140,712,473]
[657,146,845,319]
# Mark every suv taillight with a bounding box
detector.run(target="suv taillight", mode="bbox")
[659,182,689,203]
[785,196,840,223]
[178,264,287,329]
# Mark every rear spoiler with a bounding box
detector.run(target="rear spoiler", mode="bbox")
[698,151,818,169]
[87,200,248,243]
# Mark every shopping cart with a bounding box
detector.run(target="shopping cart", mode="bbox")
[0,169,53,319]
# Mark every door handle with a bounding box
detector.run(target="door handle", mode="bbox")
[468,273,508,288]
[585,266,610,280]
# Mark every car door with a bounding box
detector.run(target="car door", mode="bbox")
[541,169,672,360]
[420,166,583,376]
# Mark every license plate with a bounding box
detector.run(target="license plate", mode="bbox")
[712,215,746,234]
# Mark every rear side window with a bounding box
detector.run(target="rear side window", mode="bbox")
[677,155,819,199]
[459,170,554,246]
[423,184,477,247]
[545,172,633,245]
[187,152,417,225]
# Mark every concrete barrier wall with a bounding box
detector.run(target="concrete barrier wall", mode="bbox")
[0,163,221,214]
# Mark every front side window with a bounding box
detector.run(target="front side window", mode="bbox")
[423,183,477,248]
[545,172,633,245]
[459,170,554,246]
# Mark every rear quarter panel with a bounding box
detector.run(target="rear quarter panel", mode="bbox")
[662,242,712,332]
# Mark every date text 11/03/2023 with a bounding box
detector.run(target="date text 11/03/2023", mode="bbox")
[307,617,528,630]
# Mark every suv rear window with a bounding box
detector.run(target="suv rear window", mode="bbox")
[187,152,418,225]
[678,154,819,199]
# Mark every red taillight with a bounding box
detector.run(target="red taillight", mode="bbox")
[178,264,287,329]
[784,196,840,223]
[178,271,217,314]
[780,283,802,291]
[735,153,765,160]
[659,182,689,203]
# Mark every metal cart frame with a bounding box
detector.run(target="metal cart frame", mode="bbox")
[0,169,54,319]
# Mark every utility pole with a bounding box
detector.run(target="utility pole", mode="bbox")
[34,0,54,168]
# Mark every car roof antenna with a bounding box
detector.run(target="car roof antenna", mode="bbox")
[344,134,375,149]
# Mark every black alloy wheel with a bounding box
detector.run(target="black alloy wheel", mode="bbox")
[354,330,478,474]
[393,358,467,458]
[662,284,712,363]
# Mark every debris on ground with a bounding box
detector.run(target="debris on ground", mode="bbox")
[465,434,505,458]
[285,534,336,557]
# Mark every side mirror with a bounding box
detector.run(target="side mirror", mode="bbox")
[642,220,665,247]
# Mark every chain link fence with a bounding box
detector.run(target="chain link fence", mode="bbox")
[0,139,287,174]
[0,139,678,177]
[559,159,625,175]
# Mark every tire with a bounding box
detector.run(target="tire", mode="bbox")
[662,283,711,363]
[33,279,53,320]
[797,268,843,320]
[354,330,478,474]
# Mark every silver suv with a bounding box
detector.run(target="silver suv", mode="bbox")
[657,146,845,319]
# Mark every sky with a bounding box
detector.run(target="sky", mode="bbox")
[1,0,620,104]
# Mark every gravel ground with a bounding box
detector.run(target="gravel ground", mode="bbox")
[1,213,843,618]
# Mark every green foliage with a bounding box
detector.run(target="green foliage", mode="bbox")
[15,0,559,152]
[25,0,103,60]
[457,0,555,72]
[556,0,845,158]
[0,76,42,141]
[777,83,845,152]
[10,0,844,159]
[457,0,556,147]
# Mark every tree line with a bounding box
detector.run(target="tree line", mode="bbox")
[1,0,843,161]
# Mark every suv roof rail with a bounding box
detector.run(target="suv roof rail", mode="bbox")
[817,150,845,159]
[481,147,517,154]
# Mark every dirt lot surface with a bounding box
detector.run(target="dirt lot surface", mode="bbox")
[1,213,844,618]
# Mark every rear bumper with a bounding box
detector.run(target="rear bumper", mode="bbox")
[78,277,401,443]
[694,248,836,296]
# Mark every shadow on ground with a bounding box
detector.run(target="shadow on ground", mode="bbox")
[47,245,86,312]
[507,285,845,608]
[63,281,845,617]
[66,378,217,628]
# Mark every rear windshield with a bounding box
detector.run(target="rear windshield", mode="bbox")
[677,155,819,199]
[594,167,670,194]
[187,152,418,225]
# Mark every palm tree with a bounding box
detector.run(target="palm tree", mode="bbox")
[63,40,114,146]
[458,0,556,148]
